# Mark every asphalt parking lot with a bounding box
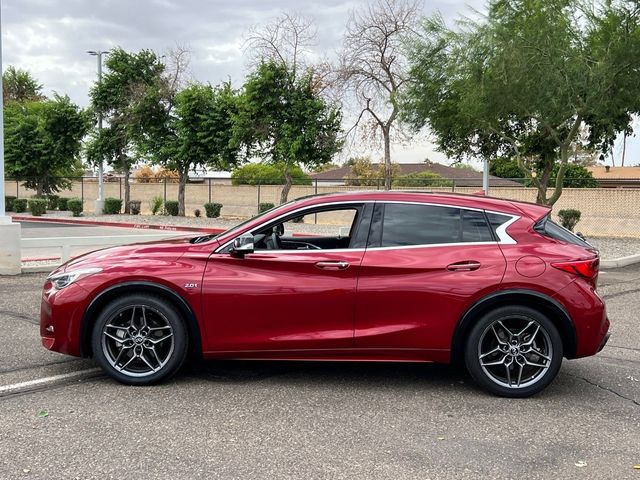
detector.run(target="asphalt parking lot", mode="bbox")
[0,266,638,479]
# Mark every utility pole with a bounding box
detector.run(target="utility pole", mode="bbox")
[87,50,109,214]
[482,158,489,196]
[0,0,22,274]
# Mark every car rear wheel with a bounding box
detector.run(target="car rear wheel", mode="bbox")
[91,294,188,385]
[464,306,563,398]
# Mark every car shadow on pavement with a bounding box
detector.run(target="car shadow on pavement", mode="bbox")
[183,360,470,391]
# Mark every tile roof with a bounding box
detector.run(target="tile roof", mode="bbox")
[311,162,521,187]
[587,166,640,179]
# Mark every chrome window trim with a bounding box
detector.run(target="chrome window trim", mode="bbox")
[484,210,520,245]
[215,200,520,254]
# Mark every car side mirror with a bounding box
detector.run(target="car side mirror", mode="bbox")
[231,233,255,256]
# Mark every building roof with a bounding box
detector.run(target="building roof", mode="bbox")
[587,166,640,179]
[312,162,521,187]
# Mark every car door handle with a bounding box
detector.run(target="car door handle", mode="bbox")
[315,261,350,270]
[447,261,481,271]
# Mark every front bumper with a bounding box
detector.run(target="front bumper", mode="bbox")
[40,280,90,357]
[598,330,611,353]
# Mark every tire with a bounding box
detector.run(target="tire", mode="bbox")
[464,306,563,398]
[91,294,188,385]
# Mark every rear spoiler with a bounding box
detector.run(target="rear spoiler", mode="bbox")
[509,201,551,222]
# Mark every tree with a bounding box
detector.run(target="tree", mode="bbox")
[135,82,241,215]
[5,95,89,195]
[245,12,317,79]
[231,163,311,185]
[337,0,421,190]
[404,0,640,205]
[3,66,44,103]
[344,156,400,186]
[235,61,342,203]
[87,47,165,212]
[393,171,451,187]
[490,158,598,187]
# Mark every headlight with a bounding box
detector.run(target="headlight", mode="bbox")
[47,267,103,289]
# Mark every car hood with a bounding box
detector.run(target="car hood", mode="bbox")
[61,235,199,271]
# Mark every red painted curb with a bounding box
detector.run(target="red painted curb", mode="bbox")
[23,256,61,262]
[12,215,225,234]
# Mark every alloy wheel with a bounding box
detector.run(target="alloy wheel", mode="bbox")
[101,304,175,377]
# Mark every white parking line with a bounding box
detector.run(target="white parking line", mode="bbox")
[0,368,102,395]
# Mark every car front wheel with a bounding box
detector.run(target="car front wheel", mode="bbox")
[464,306,563,398]
[91,294,188,385]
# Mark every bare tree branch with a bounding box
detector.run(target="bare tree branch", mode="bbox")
[336,0,421,189]
[244,12,317,81]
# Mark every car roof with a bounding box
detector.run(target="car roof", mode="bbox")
[293,190,550,220]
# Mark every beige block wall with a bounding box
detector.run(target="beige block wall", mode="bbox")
[5,180,640,238]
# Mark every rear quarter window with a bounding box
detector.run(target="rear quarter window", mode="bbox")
[534,215,593,248]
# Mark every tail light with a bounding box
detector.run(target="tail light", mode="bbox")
[551,258,599,283]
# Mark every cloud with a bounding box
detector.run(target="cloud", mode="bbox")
[2,0,487,164]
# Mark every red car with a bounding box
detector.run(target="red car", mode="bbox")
[40,191,609,397]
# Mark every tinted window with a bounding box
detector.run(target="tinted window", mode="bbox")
[535,215,592,248]
[380,204,460,246]
[380,204,494,247]
[462,210,493,242]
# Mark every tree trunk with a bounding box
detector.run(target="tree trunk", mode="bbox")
[280,168,293,204]
[621,132,627,167]
[383,127,392,190]
[36,181,44,197]
[535,160,554,205]
[178,169,188,216]
[545,147,571,207]
[124,168,131,214]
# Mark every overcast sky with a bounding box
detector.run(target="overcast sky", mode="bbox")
[2,0,636,166]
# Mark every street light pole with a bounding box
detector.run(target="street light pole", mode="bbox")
[0,0,5,219]
[483,158,490,196]
[0,0,22,274]
[87,50,108,214]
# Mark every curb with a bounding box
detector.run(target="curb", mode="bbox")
[600,254,640,269]
[12,215,225,234]
[22,264,60,274]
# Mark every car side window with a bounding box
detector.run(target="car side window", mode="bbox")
[380,203,492,247]
[462,210,494,242]
[254,206,363,251]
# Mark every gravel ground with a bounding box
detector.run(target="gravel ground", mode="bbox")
[586,236,640,260]
[13,211,640,261]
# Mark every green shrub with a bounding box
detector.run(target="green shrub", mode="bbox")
[204,202,222,218]
[57,197,70,211]
[103,197,123,214]
[47,195,59,210]
[259,202,275,213]
[231,163,312,185]
[67,198,83,217]
[392,171,452,188]
[558,209,581,231]
[28,198,48,216]
[150,196,164,215]
[194,208,201,218]
[164,200,179,216]
[129,200,141,215]
[5,196,16,212]
[14,198,27,213]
